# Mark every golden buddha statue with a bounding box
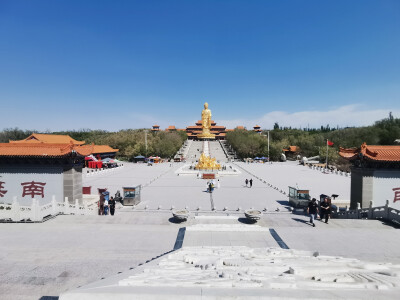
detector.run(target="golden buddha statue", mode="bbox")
[195,153,221,170]
[198,102,215,139]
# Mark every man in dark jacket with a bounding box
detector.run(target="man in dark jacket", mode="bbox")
[109,197,116,216]
[320,197,331,224]
[307,198,319,227]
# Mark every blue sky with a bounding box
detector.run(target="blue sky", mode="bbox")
[0,0,399,131]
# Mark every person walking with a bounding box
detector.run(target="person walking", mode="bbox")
[320,197,331,224]
[307,198,319,227]
[245,179,248,187]
[249,179,253,188]
[104,198,109,215]
[109,196,116,216]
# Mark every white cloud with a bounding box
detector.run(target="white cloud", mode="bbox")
[218,105,400,130]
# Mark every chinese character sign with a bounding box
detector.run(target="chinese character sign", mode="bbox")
[393,188,400,204]
[21,181,46,198]
[0,181,7,197]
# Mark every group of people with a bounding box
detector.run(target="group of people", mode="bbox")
[99,191,116,216]
[207,179,220,193]
[307,197,331,227]
[245,178,253,188]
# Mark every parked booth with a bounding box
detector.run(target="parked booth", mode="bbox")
[288,186,310,208]
[122,186,141,206]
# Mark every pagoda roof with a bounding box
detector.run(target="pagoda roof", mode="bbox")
[10,133,85,145]
[92,145,119,154]
[339,143,400,162]
[0,143,93,158]
[283,146,299,152]
[236,126,245,130]
[152,125,160,127]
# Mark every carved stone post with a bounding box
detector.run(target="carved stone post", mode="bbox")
[385,199,390,219]
[31,198,40,222]
[51,195,57,216]
[64,197,69,214]
[11,196,21,222]
[75,199,80,215]
[367,201,373,219]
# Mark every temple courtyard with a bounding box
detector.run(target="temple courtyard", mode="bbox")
[1,161,400,299]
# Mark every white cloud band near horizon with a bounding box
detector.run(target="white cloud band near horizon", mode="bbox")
[217,105,400,130]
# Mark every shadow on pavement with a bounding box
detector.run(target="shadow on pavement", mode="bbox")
[276,200,290,206]
[381,220,400,229]
[168,217,186,224]
[39,297,59,300]
[238,217,257,225]
[292,218,313,226]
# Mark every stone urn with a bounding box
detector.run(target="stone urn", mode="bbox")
[172,209,190,221]
[244,209,262,221]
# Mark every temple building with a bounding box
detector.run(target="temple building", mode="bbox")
[283,146,300,159]
[0,143,93,206]
[151,125,160,132]
[339,143,400,209]
[253,125,262,133]
[92,145,119,160]
[0,133,120,206]
[186,120,227,140]
[10,133,85,145]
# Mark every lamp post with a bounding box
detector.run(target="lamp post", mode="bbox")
[144,130,148,157]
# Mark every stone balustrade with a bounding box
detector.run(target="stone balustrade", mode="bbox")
[85,164,124,177]
[333,200,400,225]
[0,196,96,222]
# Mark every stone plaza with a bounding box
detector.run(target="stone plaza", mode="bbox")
[1,151,400,299]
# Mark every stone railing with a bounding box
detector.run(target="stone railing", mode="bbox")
[0,196,97,223]
[85,164,124,177]
[308,164,351,177]
[333,200,400,225]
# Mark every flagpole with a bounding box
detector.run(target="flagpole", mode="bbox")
[326,139,329,168]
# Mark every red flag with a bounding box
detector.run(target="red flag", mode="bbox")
[327,140,334,146]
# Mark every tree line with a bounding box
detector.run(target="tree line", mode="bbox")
[226,115,400,166]
[0,128,187,161]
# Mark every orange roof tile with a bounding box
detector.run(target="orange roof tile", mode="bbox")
[10,133,85,145]
[0,143,93,157]
[226,129,234,132]
[339,143,400,162]
[153,125,160,127]
[92,145,119,154]
[236,126,245,130]
[283,146,298,152]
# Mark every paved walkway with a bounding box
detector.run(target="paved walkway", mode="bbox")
[1,161,399,300]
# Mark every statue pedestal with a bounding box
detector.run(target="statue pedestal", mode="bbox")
[197,133,215,140]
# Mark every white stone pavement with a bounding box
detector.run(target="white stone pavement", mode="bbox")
[1,161,400,300]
